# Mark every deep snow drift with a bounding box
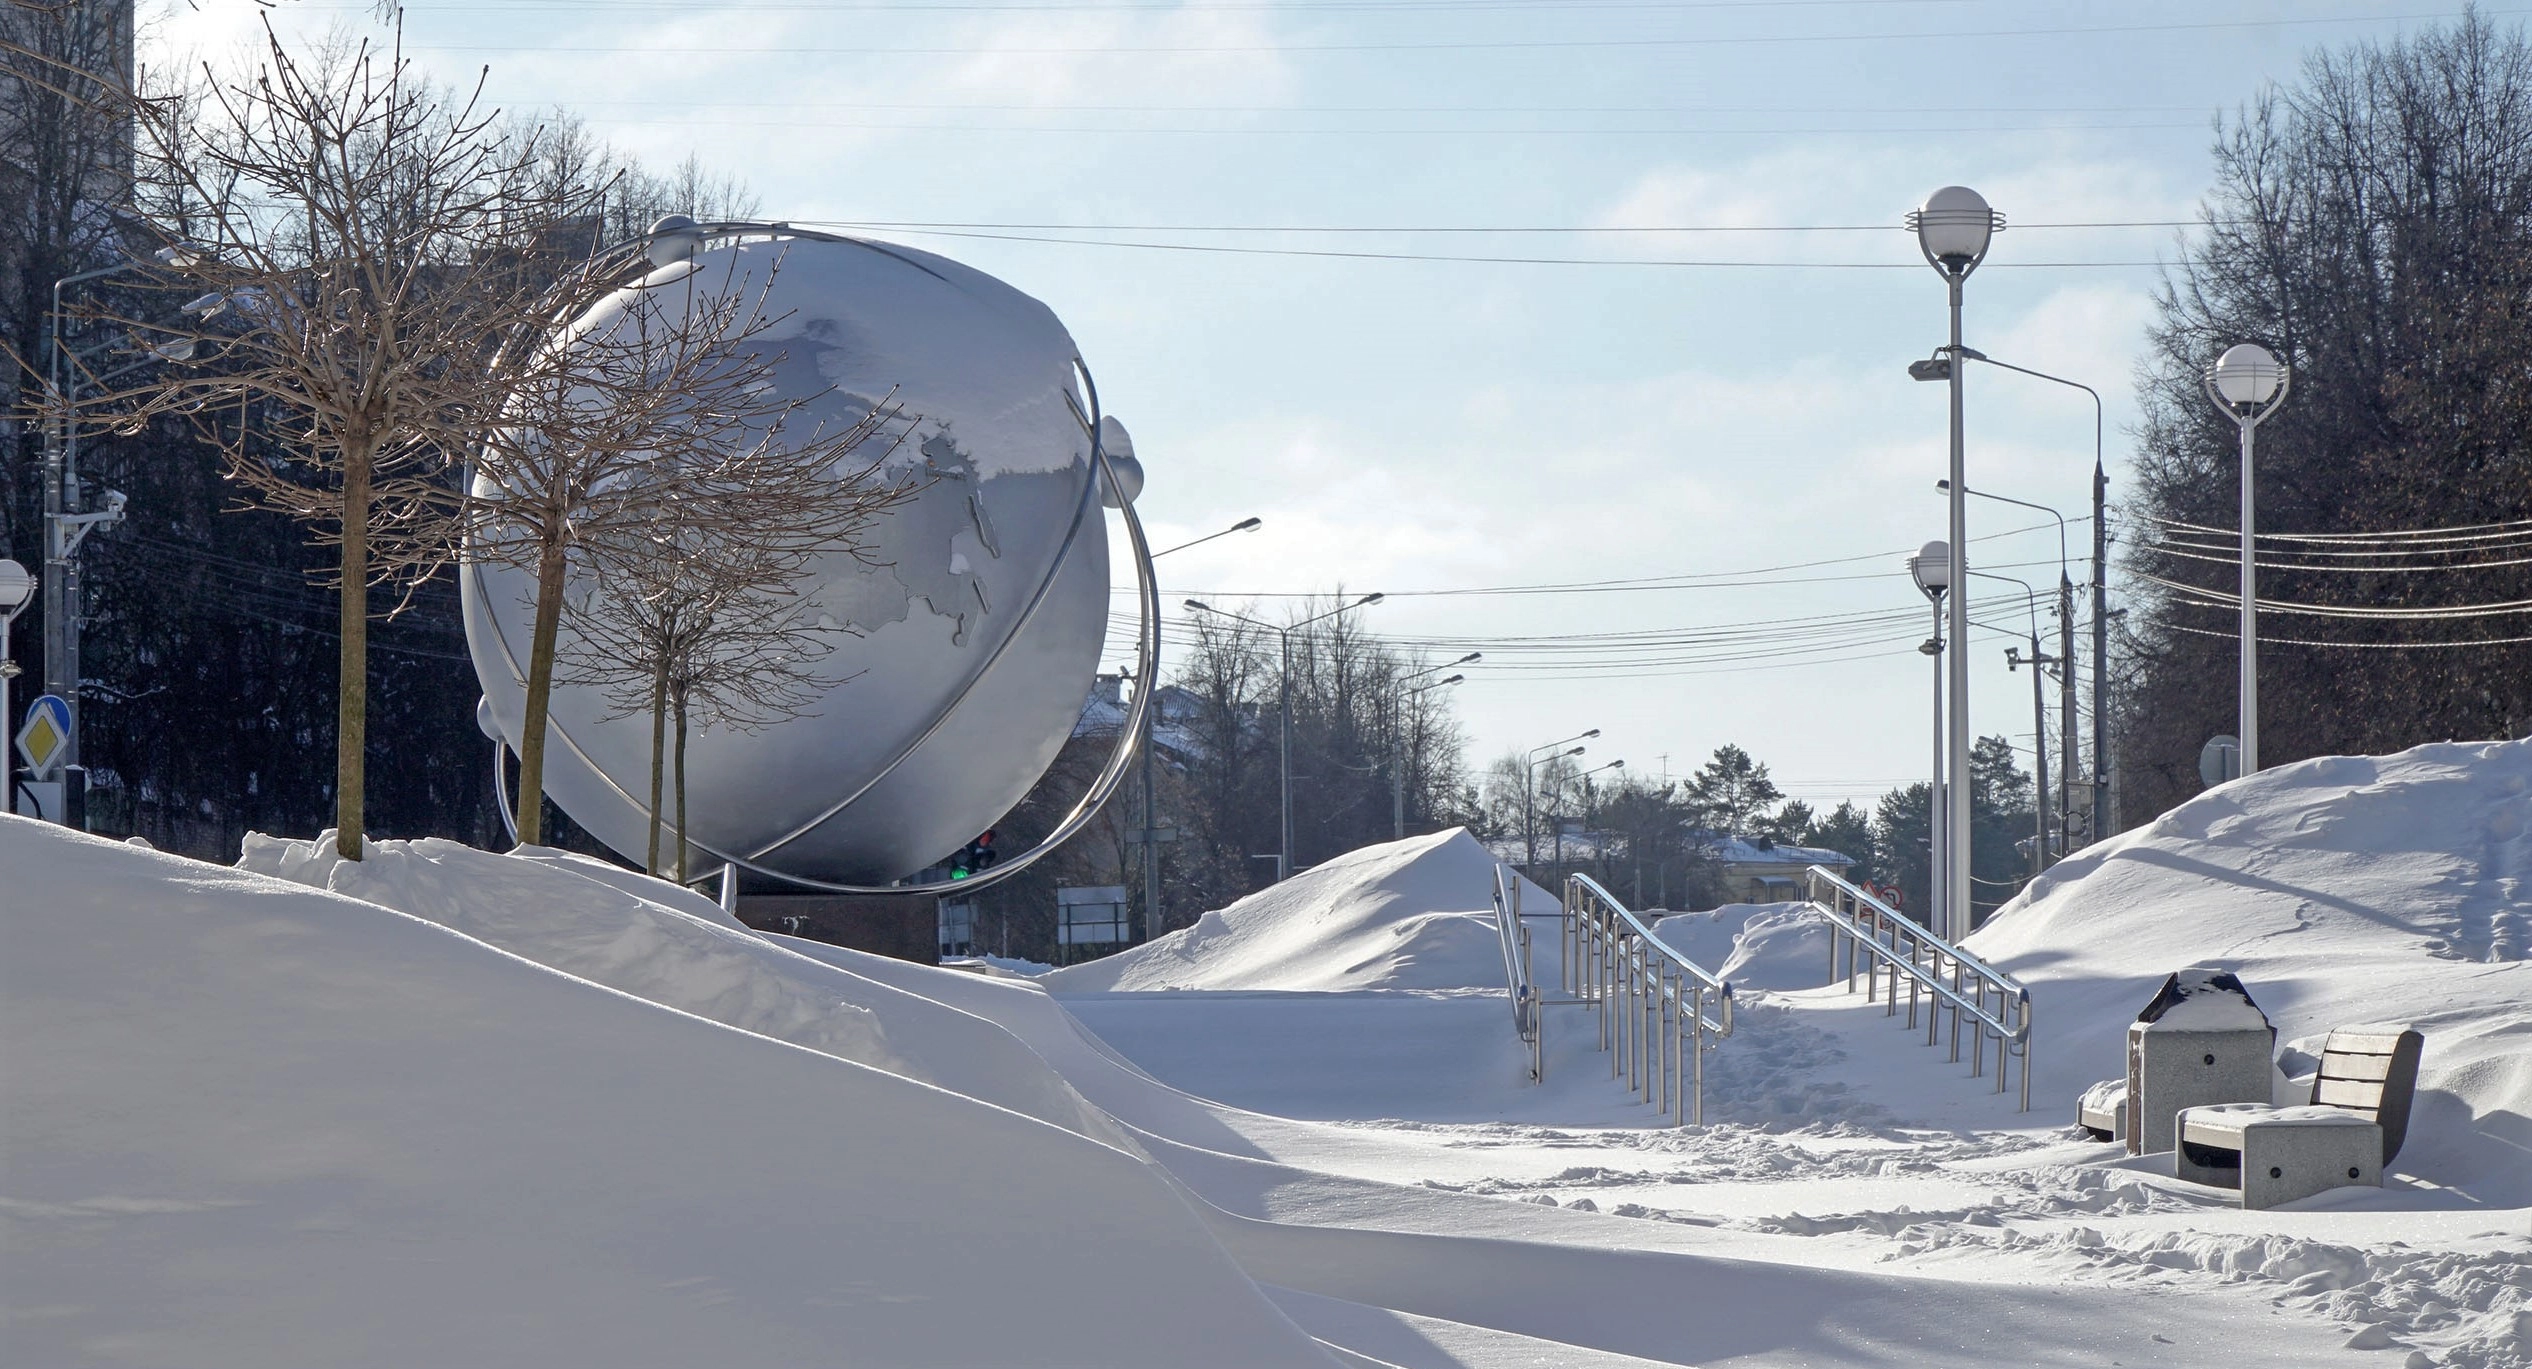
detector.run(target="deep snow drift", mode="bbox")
[1040,827,1555,993]
[3,820,1336,1368]
[1968,738,2532,1204]
[6,738,2529,1368]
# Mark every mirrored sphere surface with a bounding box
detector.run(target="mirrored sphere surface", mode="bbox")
[462,234,1110,884]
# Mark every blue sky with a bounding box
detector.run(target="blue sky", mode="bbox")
[152,1,2488,812]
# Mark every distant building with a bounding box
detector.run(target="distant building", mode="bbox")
[1698,833,1855,905]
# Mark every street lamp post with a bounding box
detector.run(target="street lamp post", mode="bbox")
[1979,570,2052,883]
[1941,478,2075,863]
[1523,729,1597,867]
[2205,344,2290,775]
[1185,591,1384,881]
[39,245,209,809]
[1558,758,1624,868]
[1928,348,2109,844]
[1,559,32,812]
[1908,185,2003,943]
[1137,516,1263,939]
[1529,744,1589,871]
[1907,541,1951,929]
[1395,654,1476,839]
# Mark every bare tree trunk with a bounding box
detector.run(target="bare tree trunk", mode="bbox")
[336,443,370,861]
[673,685,691,883]
[645,653,669,874]
[514,534,570,846]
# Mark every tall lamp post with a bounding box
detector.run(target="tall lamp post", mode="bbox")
[2205,344,2290,775]
[1527,743,1588,870]
[1524,729,1597,867]
[1977,570,2052,882]
[1923,348,2109,843]
[1395,655,1476,839]
[1136,516,1263,939]
[1908,185,2003,942]
[1,558,32,812]
[1941,479,2075,863]
[1906,541,1951,928]
[1185,590,1384,881]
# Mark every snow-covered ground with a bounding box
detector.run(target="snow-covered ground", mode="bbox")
[4,741,2528,1366]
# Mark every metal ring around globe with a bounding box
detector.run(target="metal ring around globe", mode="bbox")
[480,420,1161,898]
[740,389,1108,866]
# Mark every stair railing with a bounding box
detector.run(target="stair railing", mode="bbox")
[1804,865,2032,1111]
[1562,872,1733,1126]
[1491,863,1544,1082]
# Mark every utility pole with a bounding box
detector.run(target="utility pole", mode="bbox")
[2092,463,2110,843]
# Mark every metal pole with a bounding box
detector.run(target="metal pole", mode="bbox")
[1140,674,1162,939]
[1278,628,1293,881]
[1391,715,1405,840]
[2027,633,2047,880]
[1928,596,1945,929]
[1944,277,1973,942]
[2058,574,2076,859]
[2093,460,2110,842]
[2238,422,2258,774]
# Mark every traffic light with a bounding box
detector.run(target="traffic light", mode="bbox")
[949,830,1000,880]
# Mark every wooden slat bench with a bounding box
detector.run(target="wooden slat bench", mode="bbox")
[2174,1024,2423,1209]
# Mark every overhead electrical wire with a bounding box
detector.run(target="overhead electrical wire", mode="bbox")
[2150,513,2532,544]
[799,224,2162,268]
[2142,571,2532,620]
[413,11,2506,56]
[2163,622,2532,650]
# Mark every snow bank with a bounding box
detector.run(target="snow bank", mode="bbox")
[1042,829,1555,993]
[1651,902,1832,991]
[237,831,1130,1149]
[1970,738,2532,1201]
[2,817,1338,1366]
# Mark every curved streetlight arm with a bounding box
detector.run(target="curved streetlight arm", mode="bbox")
[1940,479,2068,585]
[1155,516,1262,559]
[1292,592,1384,632]
[1185,599,1279,637]
[1529,728,1599,756]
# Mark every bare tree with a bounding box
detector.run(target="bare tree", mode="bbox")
[63,18,607,859]
[551,398,911,877]
[469,242,908,847]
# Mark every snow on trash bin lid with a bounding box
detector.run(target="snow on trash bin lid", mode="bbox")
[2134,966,2272,1030]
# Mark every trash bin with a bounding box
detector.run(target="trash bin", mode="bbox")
[2124,968,2275,1155]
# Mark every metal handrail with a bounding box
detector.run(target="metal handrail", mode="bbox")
[1803,864,2032,1111]
[1562,872,1733,1125]
[1491,863,1543,1082]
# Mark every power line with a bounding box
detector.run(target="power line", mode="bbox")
[811,223,2162,268]
[2152,513,2532,545]
[413,11,2499,56]
[795,216,2195,233]
[2164,622,2532,650]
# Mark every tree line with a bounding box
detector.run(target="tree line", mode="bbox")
[5,6,893,873]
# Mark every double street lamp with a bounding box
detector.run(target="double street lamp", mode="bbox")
[1185,590,1385,881]
[1523,729,1596,867]
[1134,514,1264,938]
[2205,344,2291,775]
[1941,478,2078,862]
[1396,653,1478,839]
[1907,186,2004,942]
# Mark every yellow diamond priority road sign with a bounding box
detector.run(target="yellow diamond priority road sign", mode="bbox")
[14,693,71,780]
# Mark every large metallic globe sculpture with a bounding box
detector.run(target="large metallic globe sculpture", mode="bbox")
[461,224,1153,888]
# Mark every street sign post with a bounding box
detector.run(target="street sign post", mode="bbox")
[2199,735,2242,790]
[16,692,72,780]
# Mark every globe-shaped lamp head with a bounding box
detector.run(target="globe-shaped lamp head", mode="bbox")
[2208,343,2286,408]
[1910,539,1954,597]
[1908,186,2000,274]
